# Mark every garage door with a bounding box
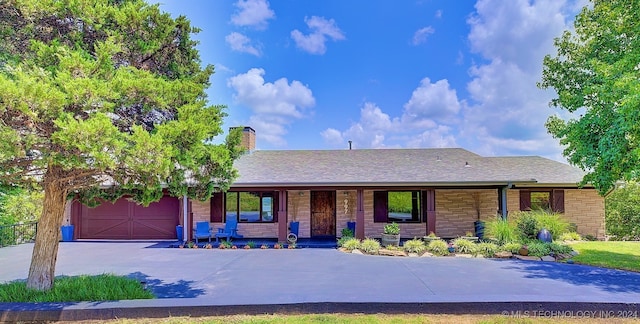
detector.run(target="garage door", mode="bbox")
[74,196,179,240]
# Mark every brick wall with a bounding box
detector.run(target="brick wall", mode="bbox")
[506,188,605,239]
[435,189,498,238]
[288,190,311,238]
[363,190,427,238]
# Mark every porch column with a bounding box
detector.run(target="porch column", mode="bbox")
[355,189,365,239]
[500,187,508,220]
[426,189,436,234]
[278,190,288,242]
[182,195,188,243]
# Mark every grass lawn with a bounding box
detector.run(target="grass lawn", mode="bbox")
[570,241,640,272]
[0,274,153,302]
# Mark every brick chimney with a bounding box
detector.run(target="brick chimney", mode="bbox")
[231,126,256,152]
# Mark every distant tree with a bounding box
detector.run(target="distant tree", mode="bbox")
[605,182,640,240]
[539,0,640,195]
[0,186,43,225]
[0,0,242,291]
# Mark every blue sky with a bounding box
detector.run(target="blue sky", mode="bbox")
[154,0,587,161]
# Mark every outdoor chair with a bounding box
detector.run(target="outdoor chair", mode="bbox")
[193,221,213,244]
[215,218,243,243]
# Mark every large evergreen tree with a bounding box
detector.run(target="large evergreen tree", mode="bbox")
[0,0,242,290]
[539,0,640,194]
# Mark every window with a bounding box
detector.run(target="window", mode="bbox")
[226,192,276,222]
[374,191,421,223]
[519,189,564,213]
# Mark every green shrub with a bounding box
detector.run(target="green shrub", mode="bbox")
[476,242,499,258]
[337,236,352,247]
[548,242,573,254]
[527,241,551,257]
[341,228,354,238]
[403,238,425,254]
[452,238,477,254]
[605,181,640,240]
[383,222,400,235]
[558,232,581,241]
[485,217,518,245]
[534,211,570,240]
[246,241,256,248]
[514,212,538,239]
[501,242,522,254]
[426,239,449,256]
[360,238,381,254]
[341,238,360,251]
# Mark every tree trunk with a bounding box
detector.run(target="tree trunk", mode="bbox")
[26,167,68,291]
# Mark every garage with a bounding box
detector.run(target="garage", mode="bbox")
[72,196,180,240]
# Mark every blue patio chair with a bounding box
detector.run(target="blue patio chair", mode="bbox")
[193,221,213,244]
[215,218,243,243]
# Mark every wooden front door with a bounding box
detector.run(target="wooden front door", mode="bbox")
[311,191,336,237]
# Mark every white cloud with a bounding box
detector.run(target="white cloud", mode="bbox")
[228,68,315,146]
[412,26,435,45]
[402,78,460,125]
[291,16,345,55]
[225,32,262,56]
[457,0,580,159]
[435,10,443,18]
[230,0,275,30]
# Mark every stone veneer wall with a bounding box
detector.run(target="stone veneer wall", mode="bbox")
[362,190,427,238]
[435,189,498,238]
[288,190,311,238]
[505,189,605,239]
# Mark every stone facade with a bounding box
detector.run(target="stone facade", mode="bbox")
[435,189,497,238]
[287,190,310,238]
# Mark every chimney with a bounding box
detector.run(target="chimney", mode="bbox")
[231,126,256,152]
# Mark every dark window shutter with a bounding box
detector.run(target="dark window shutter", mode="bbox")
[272,192,279,222]
[519,190,531,211]
[373,191,388,223]
[552,189,565,213]
[210,193,223,222]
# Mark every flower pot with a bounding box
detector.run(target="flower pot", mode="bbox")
[289,221,300,236]
[474,220,485,239]
[60,225,74,242]
[176,225,184,242]
[347,221,356,234]
[518,247,529,256]
[381,233,400,247]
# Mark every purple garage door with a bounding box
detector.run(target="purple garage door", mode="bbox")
[74,196,179,240]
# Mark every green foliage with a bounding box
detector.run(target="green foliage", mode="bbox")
[341,228,354,238]
[426,239,449,256]
[514,212,538,239]
[605,182,640,240]
[341,238,361,251]
[452,238,477,255]
[337,235,355,248]
[559,232,581,241]
[548,242,574,255]
[485,217,518,245]
[246,241,256,249]
[383,222,400,235]
[0,187,43,225]
[359,238,381,254]
[501,242,522,254]
[534,211,570,240]
[539,0,640,194]
[527,241,551,257]
[476,242,499,258]
[0,274,153,302]
[387,191,413,213]
[403,238,426,254]
[219,240,232,248]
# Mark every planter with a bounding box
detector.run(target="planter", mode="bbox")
[176,225,184,242]
[381,233,400,247]
[289,221,300,237]
[474,220,485,239]
[60,225,74,242]
[537,228,552,243]
[347,221,356,235]
[518,247,529,256]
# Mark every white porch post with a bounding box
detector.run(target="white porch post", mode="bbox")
[183,195,188,242]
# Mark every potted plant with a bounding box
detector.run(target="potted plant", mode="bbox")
[381,222,401,247]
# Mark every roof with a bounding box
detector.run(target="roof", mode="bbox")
[232,148,587,188]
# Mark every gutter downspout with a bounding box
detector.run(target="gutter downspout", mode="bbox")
[501,182,513,220]
[183,195,188,243]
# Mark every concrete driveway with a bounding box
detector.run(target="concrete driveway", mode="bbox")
[1,241,640,321]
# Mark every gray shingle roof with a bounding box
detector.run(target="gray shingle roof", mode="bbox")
[232,148,587,188]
